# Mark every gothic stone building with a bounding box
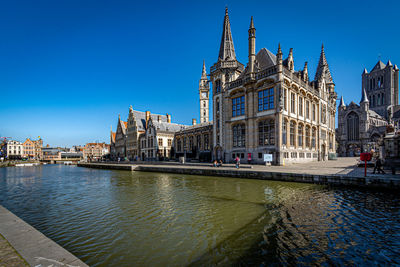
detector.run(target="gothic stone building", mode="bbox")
[110,107,186,160]
[174,8,337,165]
[337,60,399,156]
[209,9,337,165]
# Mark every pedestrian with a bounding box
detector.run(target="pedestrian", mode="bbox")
[235,156,240,169]
[372,156,385,174]
[213,160,217,167]
[218,160,223,167]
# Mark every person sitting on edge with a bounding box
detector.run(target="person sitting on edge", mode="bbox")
[235,156,240,169]
[217,160,222,167]
[372,156,385,174]
[213,160,217,167]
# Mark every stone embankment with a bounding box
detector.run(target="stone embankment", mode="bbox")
[78,158,400,190]
[0,205,88,267]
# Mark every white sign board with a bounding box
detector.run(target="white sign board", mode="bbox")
[263,154,273,162]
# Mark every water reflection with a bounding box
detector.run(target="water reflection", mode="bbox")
[0,165,399,266]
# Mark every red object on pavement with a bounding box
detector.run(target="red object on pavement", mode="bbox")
[360,153,372,177]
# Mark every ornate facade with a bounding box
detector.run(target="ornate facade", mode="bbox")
[337,60,399,156]
[110,107,186,160]
[208,9,337,165]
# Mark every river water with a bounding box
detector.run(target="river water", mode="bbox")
[0,165,399,266]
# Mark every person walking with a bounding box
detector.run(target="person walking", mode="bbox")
[372,156,385,174]
[235,156,240,169]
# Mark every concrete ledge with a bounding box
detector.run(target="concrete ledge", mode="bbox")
[0,205,88,267]
[77,163,400,190]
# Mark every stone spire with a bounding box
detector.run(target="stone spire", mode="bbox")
[339,96,345,107]
[303,61,309,81]
[248,16,256,74]
[360,88,369,103]
[277,43,282,64]
[314,44,333,83]
[218,7,236,61]
[201,60,207,79]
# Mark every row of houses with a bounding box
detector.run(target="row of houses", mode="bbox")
[1,138,43,160]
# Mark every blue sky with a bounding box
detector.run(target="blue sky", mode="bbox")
[0,0,399,147]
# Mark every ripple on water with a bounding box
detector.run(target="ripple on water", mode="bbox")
[0,165,399,266]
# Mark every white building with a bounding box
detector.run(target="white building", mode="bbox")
[6,140,24,159]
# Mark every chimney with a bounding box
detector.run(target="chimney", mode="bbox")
[145,111,151,128]
[166,113,171,123]
[192,118,197,125]
[157,115,161,122]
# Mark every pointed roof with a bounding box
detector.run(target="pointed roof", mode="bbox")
[250,16,254,29]
[360,88,369,103]
[201,60,207,79]
[218,7,236,61]
[371,60,386,72]
[394,64,399,70]
[362,68,368,74]
[314,44,334,83]
[387,60,393,66]
[339,96,345,107]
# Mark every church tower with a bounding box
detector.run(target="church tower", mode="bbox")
[199,61,210,123]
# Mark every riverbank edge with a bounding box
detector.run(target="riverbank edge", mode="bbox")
[0,205,88,267]
[77,162,400,190]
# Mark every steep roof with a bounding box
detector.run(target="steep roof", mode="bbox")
[131,110,168,131]
[151,119,187,133]
[370,60,386,72]
[218,7,236,61]
[314,44,333,83]
[238,48,276,78]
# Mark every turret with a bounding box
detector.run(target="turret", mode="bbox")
[360,88,369,111]
[199,60,210,123]
[218,7,236,62]
[248,16,256,75]
[287,48,294,71]
[339,96,346,108]
[303,62,309,81]
[314,44,333,84]
[277,43,282,65]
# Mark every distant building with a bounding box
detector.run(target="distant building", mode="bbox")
[6,140,24,160]
[32,138,43,160]
[110,108,187,160]
[83,142,110,161]
[337,60,399,156]
[23,138,35,159]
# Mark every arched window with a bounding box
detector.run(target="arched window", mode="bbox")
[258,120,275,146]
[290,121,296,146]
[215,80,221,93]
[282,120,287,145]
[312,128,316,148]
[305,125,311,148]
[298,124,303,147]
[382,93,385,105]
[347,112,359,141]
[233,124,246,147]
[377,94,381,106]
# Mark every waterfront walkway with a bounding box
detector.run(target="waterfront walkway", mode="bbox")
[0,205,88,267]
[78,157,400,189]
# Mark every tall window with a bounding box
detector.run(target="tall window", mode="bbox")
[258,120,275,146]
[282,120,287,145]
[158,138,163,147]
[347,112,359,141]
[306,101,310,119]
[321,104,327,124]
[299,97,303,116]
[189,136,194,151]
[312,128,316,148]
[177,139,181,152]
[196,135,201,150]
[204,134,209,150]
[284,89,287,111]
[215,80,221,93]
[233,124,245,147]
[305,125,311,148]
[290,121,296,146]
[168,139,172,147]
[298,124,303,147]
[258,88,274,111]
[291,93,296,113]
[312,104,316,121]
[232,96,245,117]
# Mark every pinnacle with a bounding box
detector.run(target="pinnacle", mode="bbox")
[218,7,236,61]
[250,16,254,29]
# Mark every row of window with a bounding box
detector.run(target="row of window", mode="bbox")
[284,89,320,121]
[141,138,172,148]
[369,76,384,90]
[231,88,275,118]
[176,134,210,152]
[369,93,385,107]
